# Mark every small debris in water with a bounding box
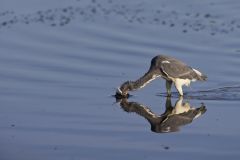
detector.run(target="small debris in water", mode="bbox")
[204,13,211,18]
[161,145,170,150]
[211,32,215,36]
[2,22,7,26]
[164,146,170,150]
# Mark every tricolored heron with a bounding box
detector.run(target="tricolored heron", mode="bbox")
[116,55,207,98]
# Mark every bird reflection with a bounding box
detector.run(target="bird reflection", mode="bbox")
[117,97,206,133]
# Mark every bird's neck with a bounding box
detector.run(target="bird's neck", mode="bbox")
[130,70,160,91]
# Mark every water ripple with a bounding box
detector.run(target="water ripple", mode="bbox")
[158,86,240,101]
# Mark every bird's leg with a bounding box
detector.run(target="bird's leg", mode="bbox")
[166,80,172,96]
[174,82,183,96]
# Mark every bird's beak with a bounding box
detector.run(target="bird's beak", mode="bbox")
[115,87,129,99]
[116,87,123,95]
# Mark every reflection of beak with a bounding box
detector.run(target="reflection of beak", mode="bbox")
[193,105,207,119]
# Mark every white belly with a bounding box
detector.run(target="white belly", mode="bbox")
[175,78,191,87]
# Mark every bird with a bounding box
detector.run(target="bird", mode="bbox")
[116,55,207,98]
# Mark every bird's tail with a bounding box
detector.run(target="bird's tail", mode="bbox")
[193,68,207,81]
[199,74,207,81]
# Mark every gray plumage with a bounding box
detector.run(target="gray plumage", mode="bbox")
[152,55,206,80]
[116,55,207,97]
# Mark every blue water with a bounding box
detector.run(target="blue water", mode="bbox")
[0,0,240,159]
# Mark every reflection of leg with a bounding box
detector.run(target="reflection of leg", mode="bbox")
[175,96,183,107]
[165,96,172,108]
[162,96,173,115]
[166,80,172,96]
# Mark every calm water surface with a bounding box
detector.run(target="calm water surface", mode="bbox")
[0,0,240,160]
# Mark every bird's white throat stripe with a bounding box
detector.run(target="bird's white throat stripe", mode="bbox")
[116,87,122,94]
[139,75,160,89]
[162,60,170,64]
[193,68,202,76]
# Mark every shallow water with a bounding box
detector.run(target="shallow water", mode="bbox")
[1,0,240,159]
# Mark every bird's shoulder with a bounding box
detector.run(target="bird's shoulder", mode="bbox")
[151,55,195,79]
[151,55,188,68]
[151,55,186,65]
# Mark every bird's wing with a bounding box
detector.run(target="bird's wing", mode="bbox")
[161,60,196,79]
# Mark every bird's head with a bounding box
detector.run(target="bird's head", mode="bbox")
[115,81,133,99]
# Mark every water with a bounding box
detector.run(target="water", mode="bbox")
[1,0,240,159]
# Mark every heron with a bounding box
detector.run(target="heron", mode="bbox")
[116,55,207,98]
